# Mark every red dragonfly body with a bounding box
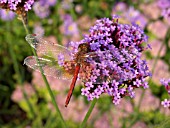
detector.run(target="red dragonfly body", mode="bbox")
[65,64,80,107]
[24,34,92,107]
[65,43,90,107]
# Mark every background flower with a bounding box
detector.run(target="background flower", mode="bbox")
[0,9,15,21]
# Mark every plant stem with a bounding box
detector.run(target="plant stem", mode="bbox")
[20,15,67,128]
[19,15,29,34]
[80,98,97,128]
[6,21,36,119]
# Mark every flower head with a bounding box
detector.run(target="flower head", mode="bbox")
[160,78,170,109]
[33,23,44,37]
[160,78,170,93]
[0,0,34,22]
[69,15,151,105]
[33,0,56,18]
[161,99,170,108]
[0,0,34,12]
[0,8,15,21]
[157,0,170,21]
[112,3,147,29]
[62,14,79,36]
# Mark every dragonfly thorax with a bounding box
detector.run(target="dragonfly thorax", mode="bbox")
[75,43,90,64]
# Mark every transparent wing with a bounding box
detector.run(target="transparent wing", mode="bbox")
[24,56,75,80]
[25,34,72,61]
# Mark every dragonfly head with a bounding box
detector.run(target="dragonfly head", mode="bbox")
[78,43,90,54]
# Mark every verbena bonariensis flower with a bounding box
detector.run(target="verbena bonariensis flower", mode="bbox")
[33,23,44,37]
[33,0,56,18]
[62,14,79,36]
[0,0,34,22]
[0,8,15,21]
[125,6,147,29]
[160,78,170,108]
[112,3,147,29]
[0,0,34,12]
[157,0,170,21]
[68,15,151,105]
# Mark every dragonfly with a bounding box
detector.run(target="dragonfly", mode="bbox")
[24,34,101,107]
[24,34,135,107]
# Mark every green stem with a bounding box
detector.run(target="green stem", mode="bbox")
[20,16,67,128]
[19,15,29,34]
[80,98,97,128]
[6,21,36,118]
[38,63,67,128]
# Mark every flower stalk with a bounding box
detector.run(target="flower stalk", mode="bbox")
[80,98,97,128]
[20,16,67,128]
[6,21,36,119]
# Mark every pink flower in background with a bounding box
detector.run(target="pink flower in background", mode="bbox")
[148,20,168,39]
[149,40,166,57]
[148,60,170,84]
[125,6,147,29]
[33,2,50,19]
[62,14,79,36]
[75,4,83,14]
[33,0,56,18]
[126,7,147,29]
[11,83,35,103]
[112,3,147,29]
[140,2,161,19]
[77,15,96,34]
[157,0,170,21]
[40,0,57,6]
[132,122,147,128]
[112,2,127,13]
[134,90,160,111]
[0,9,15,21]
[33,23,44,37]
[61,0,73,10]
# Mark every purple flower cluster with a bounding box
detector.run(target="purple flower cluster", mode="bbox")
[157,0,170,21]
[68,16,151,105]
[0,8,15,21]
[160,78,170,108]
[0,0,34,12]
[33,0,56,18]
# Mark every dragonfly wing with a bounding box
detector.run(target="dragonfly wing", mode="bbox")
[24,56,73,80]
[25,34,72,61]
